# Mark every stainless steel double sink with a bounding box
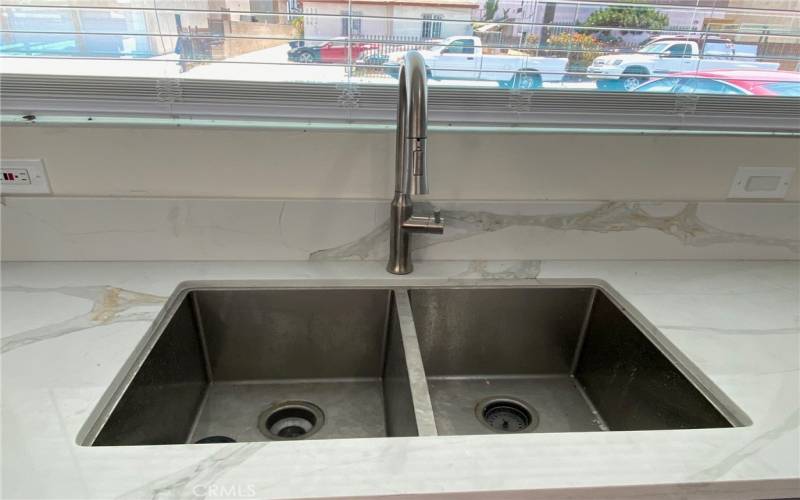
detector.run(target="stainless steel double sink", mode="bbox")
[81,282,745,446]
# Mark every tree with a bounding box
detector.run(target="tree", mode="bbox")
[483,0,499,21]
[291,16,304,38]
[581,6,669,36]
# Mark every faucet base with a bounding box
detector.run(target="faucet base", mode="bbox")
[386,263,413,275]
[387,194,413,275]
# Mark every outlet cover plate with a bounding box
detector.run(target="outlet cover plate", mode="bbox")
[728,166,795,200]
[1,159,51,195]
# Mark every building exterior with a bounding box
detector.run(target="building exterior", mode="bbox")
[487,0,798,50]
[0,0,296,57]
[302,0,478,40]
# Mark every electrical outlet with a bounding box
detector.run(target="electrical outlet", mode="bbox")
[728,167,795,200]
[0,159,51,195]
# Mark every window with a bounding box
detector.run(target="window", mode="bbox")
[664,43,693,58]
[761,82,800,97]
[637,78,680,93]
[674,78,747,95]
[703,42,734,57]
[444,39,475,55]
[340,10,362,36]
[1,1,798,133]
[422,14,444,39]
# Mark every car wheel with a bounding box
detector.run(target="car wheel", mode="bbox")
[512,71,542,90]
[621,74,648,92]
[298,52,314,64]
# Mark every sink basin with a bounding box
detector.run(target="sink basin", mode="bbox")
[82,282,743,446]
[87,288,421,445]
[409,287,735,435]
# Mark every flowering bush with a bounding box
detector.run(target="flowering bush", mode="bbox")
[545,32,606,71]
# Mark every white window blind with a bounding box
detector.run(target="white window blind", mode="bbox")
[1,0,799,132]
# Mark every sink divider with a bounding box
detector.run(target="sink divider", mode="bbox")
[392,289,439,437]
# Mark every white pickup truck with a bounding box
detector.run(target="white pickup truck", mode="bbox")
[383,36,568,89]
[588,37,780,91]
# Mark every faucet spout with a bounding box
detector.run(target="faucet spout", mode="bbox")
[387,51,443,275]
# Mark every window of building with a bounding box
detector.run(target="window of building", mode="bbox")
[422,14,444,39]
[341,10,363,36]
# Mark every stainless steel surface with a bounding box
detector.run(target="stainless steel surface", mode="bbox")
[191,381,382,443]
[85,281,743,447]
[93,297,207,446]
[382,306,420,437]
[427,377,603,435]
[410,288,594,376]
[574,292,734,430]
[409,287,735,435]
[387,51,444,275]
[91,288,421,445]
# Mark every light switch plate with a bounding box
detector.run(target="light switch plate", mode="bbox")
[0,159,51,195]
[728,166,795,200]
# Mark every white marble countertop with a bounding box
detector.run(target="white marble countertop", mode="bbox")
[1,260,798,500]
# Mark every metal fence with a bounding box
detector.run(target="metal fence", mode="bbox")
[351,34,426,75]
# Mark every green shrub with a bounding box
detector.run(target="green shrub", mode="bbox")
[582,6,669,36]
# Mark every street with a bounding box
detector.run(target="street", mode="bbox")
[0,43,595,90]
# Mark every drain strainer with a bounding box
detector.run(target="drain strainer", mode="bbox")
[258,401,324,440]
[475,397,539,433]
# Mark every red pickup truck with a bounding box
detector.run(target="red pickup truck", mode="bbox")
[288,38,377,64]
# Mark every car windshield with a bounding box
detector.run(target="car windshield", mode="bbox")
[760,82,800,96]
[639,42,671,54]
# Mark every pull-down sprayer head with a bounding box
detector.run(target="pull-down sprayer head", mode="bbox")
[396,51,429,195]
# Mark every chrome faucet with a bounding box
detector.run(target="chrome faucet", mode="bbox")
[387,51,444,275]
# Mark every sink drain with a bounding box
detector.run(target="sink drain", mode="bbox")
[475,397,539,433]
[258,401,324,440]
[195,435,236,444]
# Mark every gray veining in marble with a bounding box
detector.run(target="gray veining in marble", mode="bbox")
[310,202,800,261]
[0,285,165,353]
[117,443,263,500]
[2,198,797,261]
[687,410,800,482]
[452,260,542,280]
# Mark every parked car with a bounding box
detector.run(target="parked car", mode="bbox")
[288,38,377,64]
[588,36,780,92]
[635,70,800,96]
[382,36,568,89]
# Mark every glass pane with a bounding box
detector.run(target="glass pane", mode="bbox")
[1,0,799,95]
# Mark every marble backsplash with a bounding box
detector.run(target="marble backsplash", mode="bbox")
[1,197,797,261]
